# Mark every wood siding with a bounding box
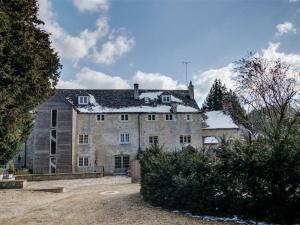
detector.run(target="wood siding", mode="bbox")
[28,94,73,173]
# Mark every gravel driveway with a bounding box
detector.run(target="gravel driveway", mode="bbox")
[0,176,234,225]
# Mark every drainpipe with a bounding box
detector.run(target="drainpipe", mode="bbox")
[138,113,141,155]
[24,139,27,168]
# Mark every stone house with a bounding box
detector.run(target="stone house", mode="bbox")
[202,110,242,147]
[19,83,242,175]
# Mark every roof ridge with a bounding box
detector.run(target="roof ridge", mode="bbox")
[56,89,188,91]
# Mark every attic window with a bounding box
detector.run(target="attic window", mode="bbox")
[162,95,171,103]
[78,96,89,105]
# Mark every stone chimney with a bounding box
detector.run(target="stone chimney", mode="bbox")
[134,83,139,100]
[171,102,177,113]
[188,81,194,99]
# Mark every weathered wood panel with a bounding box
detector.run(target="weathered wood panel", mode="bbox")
[27,94,73,174]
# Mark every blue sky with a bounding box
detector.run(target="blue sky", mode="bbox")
[38,0,300,104]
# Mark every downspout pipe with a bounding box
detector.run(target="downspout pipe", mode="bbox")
[138,113,141,156]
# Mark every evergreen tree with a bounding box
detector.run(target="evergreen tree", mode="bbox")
[202,79,248,126]
[201,79,226,111]
[0,0,61,164]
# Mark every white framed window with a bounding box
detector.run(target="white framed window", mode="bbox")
[78,134,89,145]
[96,114,105,121]
[162,95,171,103]
[147,114,156,121]
[186,114,191,121]
[78,157,89,167]
[120,114,129,121]
[145,97,150,103]
[78,96,89,105]
[120,133,130,144]
[165,114,173,121]
[149,136,158,144]
[180,135,191,144]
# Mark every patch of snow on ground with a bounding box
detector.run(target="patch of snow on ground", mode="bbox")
[172,210,278,225]
[203,110,239,129]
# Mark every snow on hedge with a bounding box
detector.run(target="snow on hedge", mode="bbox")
[203,110,238,129]
[203,136,218,144]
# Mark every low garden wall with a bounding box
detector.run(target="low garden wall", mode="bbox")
[0,180,26,189]
[15,172,104,181]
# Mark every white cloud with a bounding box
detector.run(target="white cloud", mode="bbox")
[133,71,186,90]
[193,64,236,100]
[38,0,109,63]
[276,22,297,35]
[73,0,109,12]
[289,0,299,3]
[57,67,130,89]
[92,30,135,65]
[262,42,300,67]
[38,0,134,65]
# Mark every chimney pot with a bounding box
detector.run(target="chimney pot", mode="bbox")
[134,83,139,99]
[188,81,194,99]
[171,102,177,113]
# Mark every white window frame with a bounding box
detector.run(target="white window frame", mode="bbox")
[147,114,156,121]
[78,96,89,105]
[165,114,173,121]
[162,95,171,103]
[145,97,150,103]
[120,133,130,144]
[78,157,89,167]
[96,114,105,122]
[186,114,192,122]
[180,135,191,144]
[120,114,129,121]
[78,134,89,145]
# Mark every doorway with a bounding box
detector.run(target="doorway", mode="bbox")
[114,154,130,174]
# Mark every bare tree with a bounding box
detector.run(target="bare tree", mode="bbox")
[234,54,300,139]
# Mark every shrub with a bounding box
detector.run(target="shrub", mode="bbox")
[8,162,15,174]
[140,139,300,224]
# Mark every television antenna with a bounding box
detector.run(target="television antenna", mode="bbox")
[182,61,191,86]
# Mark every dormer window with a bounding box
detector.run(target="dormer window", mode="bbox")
[145,97,150,103]
[78,96,89,105]
[162,95,171,103]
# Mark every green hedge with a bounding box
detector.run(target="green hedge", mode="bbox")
[140,142,300,224]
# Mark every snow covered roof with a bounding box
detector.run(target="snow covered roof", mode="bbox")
[202,110,239,129]
[203,136,218,144]
[56,89,199,113]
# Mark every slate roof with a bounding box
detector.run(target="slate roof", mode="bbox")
[56,89,200,113]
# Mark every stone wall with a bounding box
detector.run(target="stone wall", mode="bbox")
[75,112,202,174]
[0,180,26,189]
[202,128,241,145]
[15,172,103,181]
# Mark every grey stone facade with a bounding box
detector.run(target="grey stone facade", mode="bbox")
[21,84,241,175]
